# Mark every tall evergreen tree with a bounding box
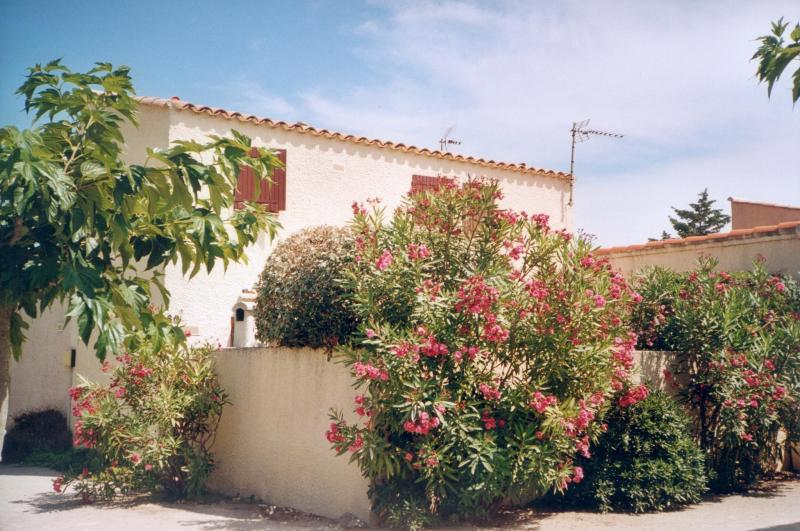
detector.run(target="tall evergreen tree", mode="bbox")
[668,189,730,237]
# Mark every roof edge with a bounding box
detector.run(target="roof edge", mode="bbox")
[135,96,572,182]
[728,197,800,210]
[597,220,800,256]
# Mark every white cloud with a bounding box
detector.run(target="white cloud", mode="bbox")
[232,0,800,245]
[230,79,297,119]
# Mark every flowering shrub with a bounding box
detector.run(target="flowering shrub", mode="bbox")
[326,179,643,526]
[54,333,227,500]
[631,259,800,492]
[559,389,707,512]
[254,225,358,350]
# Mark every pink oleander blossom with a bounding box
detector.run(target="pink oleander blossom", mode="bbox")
[618,385,649,408]
[479,383,502,401]
[375,249,393,271]
[529,391,558,413]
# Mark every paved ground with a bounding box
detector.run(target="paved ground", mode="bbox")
[1,465,799,530]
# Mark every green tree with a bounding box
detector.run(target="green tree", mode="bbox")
[667,189,730,238]
[753,18,800,104]
[0,61,281,445]
[648,230,673,242]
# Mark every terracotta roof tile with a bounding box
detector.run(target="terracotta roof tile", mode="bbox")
[597,220,800,256]
[135,96,571,182]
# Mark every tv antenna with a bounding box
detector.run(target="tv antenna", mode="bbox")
[439,126,462,152]
[568,119,624,205]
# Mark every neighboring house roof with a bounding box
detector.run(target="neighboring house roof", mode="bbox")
[136,96,572,182]
[728,197,800,230]
[596,220,800,256]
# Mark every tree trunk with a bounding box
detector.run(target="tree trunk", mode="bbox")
[0,306,12,460]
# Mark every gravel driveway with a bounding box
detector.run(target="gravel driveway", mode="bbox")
[2,465,799,530]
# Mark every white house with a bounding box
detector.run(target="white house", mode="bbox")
[8,95,573,425]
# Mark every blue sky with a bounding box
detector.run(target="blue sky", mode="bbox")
[2,0,799,246]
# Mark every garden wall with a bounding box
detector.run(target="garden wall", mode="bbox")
[209,346,371,522]
[598,222,800,282]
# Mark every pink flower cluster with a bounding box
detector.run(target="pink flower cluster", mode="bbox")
[455,276,498,315]
[403,411,441,435]
[351,201,367,216]
[530,213,550,231]
[575,435,591,458]
[348,435,364,453]
[325,422,345,443]
[129,364,153,379]
[420,334,449,358]
[354,394,371,417]
[392,341,420,361]
[72,420,96,448]
[353,361,389,382]
[479,383,502,401]
[481,411,505,430]
[406,243,431,260]
[375,249,393,271]
[503,240,525,260]
[452,346,480,363]
[496,210,520,224]
[529,391,558,413]
[611,333,637,370]
[482,319,509,343]
[618,385,649,408]
[525,279,549,301]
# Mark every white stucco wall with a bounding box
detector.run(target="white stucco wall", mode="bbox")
[210,346,371,521]
[8,304,75,422]
[131,106,572,345]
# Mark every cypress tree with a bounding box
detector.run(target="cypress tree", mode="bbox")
[667,189,730,238]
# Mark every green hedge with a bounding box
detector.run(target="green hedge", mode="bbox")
[254,225,358,349]
[560,390,707,513]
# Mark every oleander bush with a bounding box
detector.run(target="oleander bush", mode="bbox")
[1,409,71,463]
[53,331,227,500]
[254,225,358,350]
[559,389,707,513]
[631,259,800,492]
[326,179,645,528]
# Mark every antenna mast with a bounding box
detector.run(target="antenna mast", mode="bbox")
[568,119,624,205]
[439,126,462,152]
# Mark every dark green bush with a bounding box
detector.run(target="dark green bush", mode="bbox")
[254,225,358,349]
[2,409,71,463]
[561,390,707,513]
[25,447,101,475]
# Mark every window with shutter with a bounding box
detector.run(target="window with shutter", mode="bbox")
[235,148,286,212]
[410,174,453,195]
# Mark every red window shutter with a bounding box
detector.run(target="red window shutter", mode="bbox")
[256,149,286,212]
[236,148,286,212]
[234,165,255,209]
[410,174,452,194]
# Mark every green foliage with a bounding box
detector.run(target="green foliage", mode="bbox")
[631,258,800,492]
[254,225,358,349]
[560,390,707,513]
[666,189,730,238]
[326,179,645,527]
[753,17,800,104]
[1,409,71,462]
[56,328,228,500]
[0,60,280,361]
